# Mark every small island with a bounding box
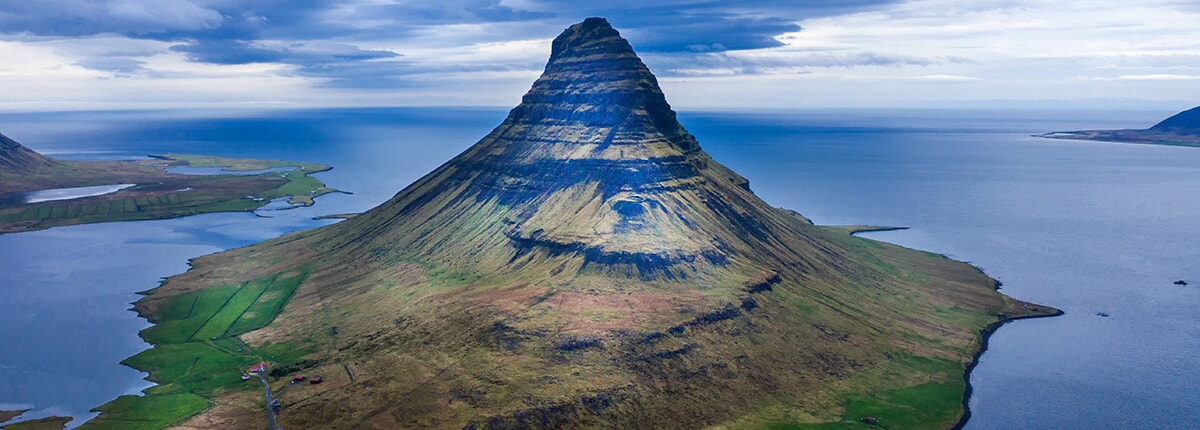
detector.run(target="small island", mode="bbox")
[1037,105,1200,147]
[0,131,338,234]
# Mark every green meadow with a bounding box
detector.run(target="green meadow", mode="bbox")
[80,269,310,429]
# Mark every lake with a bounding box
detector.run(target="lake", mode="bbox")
[0,107,1196,428]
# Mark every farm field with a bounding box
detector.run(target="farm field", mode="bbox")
[79,269,310,429]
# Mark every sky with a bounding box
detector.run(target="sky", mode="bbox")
[1,0,1199,111]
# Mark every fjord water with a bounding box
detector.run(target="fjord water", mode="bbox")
[0,108,1196,428]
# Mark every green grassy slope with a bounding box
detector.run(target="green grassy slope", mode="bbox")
[80,270,311,429]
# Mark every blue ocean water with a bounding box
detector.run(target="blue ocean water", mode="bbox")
[0,108,1196,428]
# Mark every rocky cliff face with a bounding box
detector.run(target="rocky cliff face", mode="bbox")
[0,131,59,174]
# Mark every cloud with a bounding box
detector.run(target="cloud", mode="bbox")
[646,50,941,76]
[2,0,1200,109]
[0,0,224,35]
[0,0,910,94]
[1082,74,1200,81]
[485,0,901,53]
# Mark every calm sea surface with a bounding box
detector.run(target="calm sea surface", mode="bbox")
[0,108,1196,428]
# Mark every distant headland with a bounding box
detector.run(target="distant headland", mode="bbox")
[1036,105,1200,147]
[0,131,338,234]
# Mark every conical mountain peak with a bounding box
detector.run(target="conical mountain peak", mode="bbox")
[138,18,1040,429]
[504,17,693,158]
[547,17,630,65]
[325,19,809,281]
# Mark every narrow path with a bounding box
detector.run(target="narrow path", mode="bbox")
[253,373,281,430]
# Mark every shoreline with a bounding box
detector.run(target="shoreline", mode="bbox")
[1035,131,1200,148]
[0,410,72,430]
[0,154,338,234]
[847,225,1064,429]
[843,225,910,235]
[952,299,1064,430]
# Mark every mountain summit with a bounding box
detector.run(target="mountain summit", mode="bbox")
[129,18,1054,430]
[315,17,830,285]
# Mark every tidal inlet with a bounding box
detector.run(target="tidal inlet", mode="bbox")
[37,18,1064,430]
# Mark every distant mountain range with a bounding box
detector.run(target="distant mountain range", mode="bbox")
[1037,105,1200,147]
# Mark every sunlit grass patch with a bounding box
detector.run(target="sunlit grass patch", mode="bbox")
[81,393,210,430]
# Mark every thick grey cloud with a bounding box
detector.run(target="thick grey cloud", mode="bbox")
[0,0,223,35]
[0,0,899,87]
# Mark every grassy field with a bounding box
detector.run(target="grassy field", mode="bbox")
[190,277,275,341]
[763,354,968,429]
[0,154,337,234]
[228,273,305,335]
[82,394,211,430]
[80,269,311,429]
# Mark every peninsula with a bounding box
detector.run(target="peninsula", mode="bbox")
[91,18,1058,430]
[0,410,71,429]
[0,132,337,233]
[1037,105,1200,147]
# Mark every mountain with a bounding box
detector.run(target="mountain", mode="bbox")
[1149,105,1200,133]
[119,18,1055,430]
[0,131,59,174]
[1038,105,1200,147]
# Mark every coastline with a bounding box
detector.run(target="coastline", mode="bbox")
[1035,131,1200,148]
[953,297,1064,430]
[0,410,72,430]
[849,226,1064,429]
[0,154,338,234]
